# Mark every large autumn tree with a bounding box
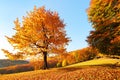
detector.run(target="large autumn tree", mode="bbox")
[87,0,120,55]
[2,6,70,69]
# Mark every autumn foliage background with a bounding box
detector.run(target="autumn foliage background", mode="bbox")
[87,0,120,55]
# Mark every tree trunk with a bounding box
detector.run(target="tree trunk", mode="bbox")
[43,51,48,69]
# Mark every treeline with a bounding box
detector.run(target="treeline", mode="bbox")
[31,47,99,70]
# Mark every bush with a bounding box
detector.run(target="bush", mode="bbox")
[48,58,58,68]
[72,52,80,62]
[30,57,59,70]
[56,62,62,67]
[66,47,98,64]
[62,59,68,67]
[30,61,44,70]
[80,47,98,61]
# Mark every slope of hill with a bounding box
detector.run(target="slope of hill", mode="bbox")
[0,66,120,80]
[0,59,29,68]
[66,58,120,68]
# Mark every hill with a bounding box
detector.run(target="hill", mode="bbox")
[0,59,29,68]
[66,58,120,68]
[0,66,120,80]
[0,58,120,80]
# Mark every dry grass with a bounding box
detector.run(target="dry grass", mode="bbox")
[66,58,120,67]
[0,58,120,80]
[0,66,120,80]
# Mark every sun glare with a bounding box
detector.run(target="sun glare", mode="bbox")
[0,34,13,59]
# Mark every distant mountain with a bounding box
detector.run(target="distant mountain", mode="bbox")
[0,59,29,68]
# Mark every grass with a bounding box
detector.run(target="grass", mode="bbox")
[66,58,120,68]
[0,58,120,80]
[0,66,120,80]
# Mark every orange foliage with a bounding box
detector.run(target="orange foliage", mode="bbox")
[3,6,70,56]
[71,47,98,61]
[57,47,98,66]
[2,6,70,69]
[111,36,120,44]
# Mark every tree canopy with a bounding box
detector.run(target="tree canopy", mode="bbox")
[2,6,70,69]
[87,0,120,55]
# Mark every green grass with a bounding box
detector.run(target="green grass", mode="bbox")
[66,58,120,67]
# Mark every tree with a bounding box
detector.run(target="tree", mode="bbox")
[87,0,120,55]
[2,6,70,69]
[2,49,24,60]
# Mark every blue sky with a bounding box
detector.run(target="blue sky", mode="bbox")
[0,0,92,59]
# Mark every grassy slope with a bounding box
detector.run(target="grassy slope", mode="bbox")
[66,58,120,68]
[0,66,120,80]
[0,58,120,80]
